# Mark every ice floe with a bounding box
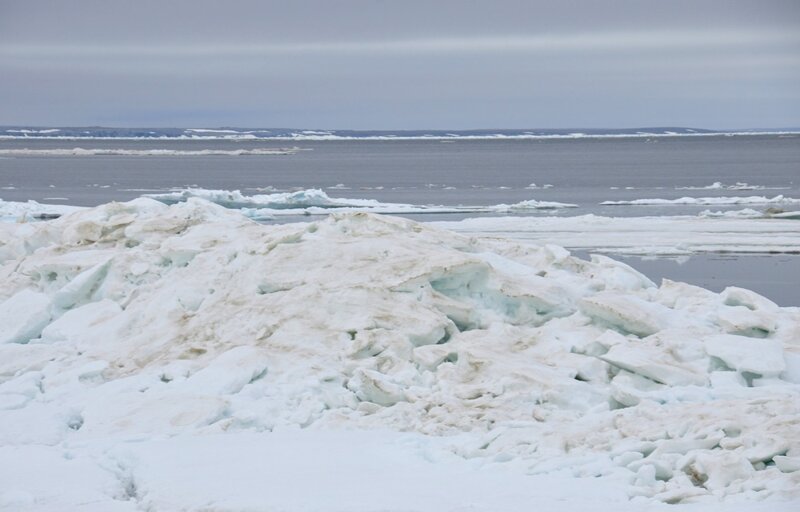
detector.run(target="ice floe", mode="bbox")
[145,187,432,218]
[489,199,578,210]
[698,208,764,218]
[601,195,800,206]
[0,199,798,510]
[145,187,578,217]
[433,214,800,255]
[676,182,789,191]
[0,147,300,157]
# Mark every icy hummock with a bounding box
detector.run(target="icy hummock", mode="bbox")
[145,187,578,217]
[144,187,433,218]
[0,199,798,510]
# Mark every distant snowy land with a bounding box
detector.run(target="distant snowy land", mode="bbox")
[2,126,799,140]
[0,198,799,510]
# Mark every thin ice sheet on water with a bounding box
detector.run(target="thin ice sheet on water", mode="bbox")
[432,214,800,255]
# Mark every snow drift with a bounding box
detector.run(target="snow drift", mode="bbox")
[0,199,798,510]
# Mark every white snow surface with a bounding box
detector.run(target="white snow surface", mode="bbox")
[0,147,300,156]
[433,214,800,255]
[0,199,799,510]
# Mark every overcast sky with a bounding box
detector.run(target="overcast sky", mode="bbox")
[1,0,798,129]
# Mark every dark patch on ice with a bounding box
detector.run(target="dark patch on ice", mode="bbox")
[248,367,268,384]
[683,464,709,488]
[741,371,760,387]
[708,357,734,373]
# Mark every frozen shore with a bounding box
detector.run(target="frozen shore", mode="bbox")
[0,199,798,511]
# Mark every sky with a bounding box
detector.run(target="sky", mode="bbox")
[0,0,798,129]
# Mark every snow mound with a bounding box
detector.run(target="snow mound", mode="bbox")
[1,199,799,509]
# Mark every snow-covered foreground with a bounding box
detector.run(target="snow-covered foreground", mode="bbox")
[433,214,800,255]
[1,199,799,511]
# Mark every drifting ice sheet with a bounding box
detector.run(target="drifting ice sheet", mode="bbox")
[0,147,300,156]
[432,214,800,255]
[601,195,800,206]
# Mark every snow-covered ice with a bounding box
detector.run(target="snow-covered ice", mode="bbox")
[676,182,789,191]
[601,195,800,206]
[0,199,799,510]
[433,214,800,255]
[489,198,578,210]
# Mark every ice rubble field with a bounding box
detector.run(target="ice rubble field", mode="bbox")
[0,198,799,511]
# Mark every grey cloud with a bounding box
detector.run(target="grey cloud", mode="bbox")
[0,0,798,128]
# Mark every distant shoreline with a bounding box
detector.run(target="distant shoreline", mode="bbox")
[1,128,799,141]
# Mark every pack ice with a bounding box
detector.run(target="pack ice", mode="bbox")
[0,198,798,511]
